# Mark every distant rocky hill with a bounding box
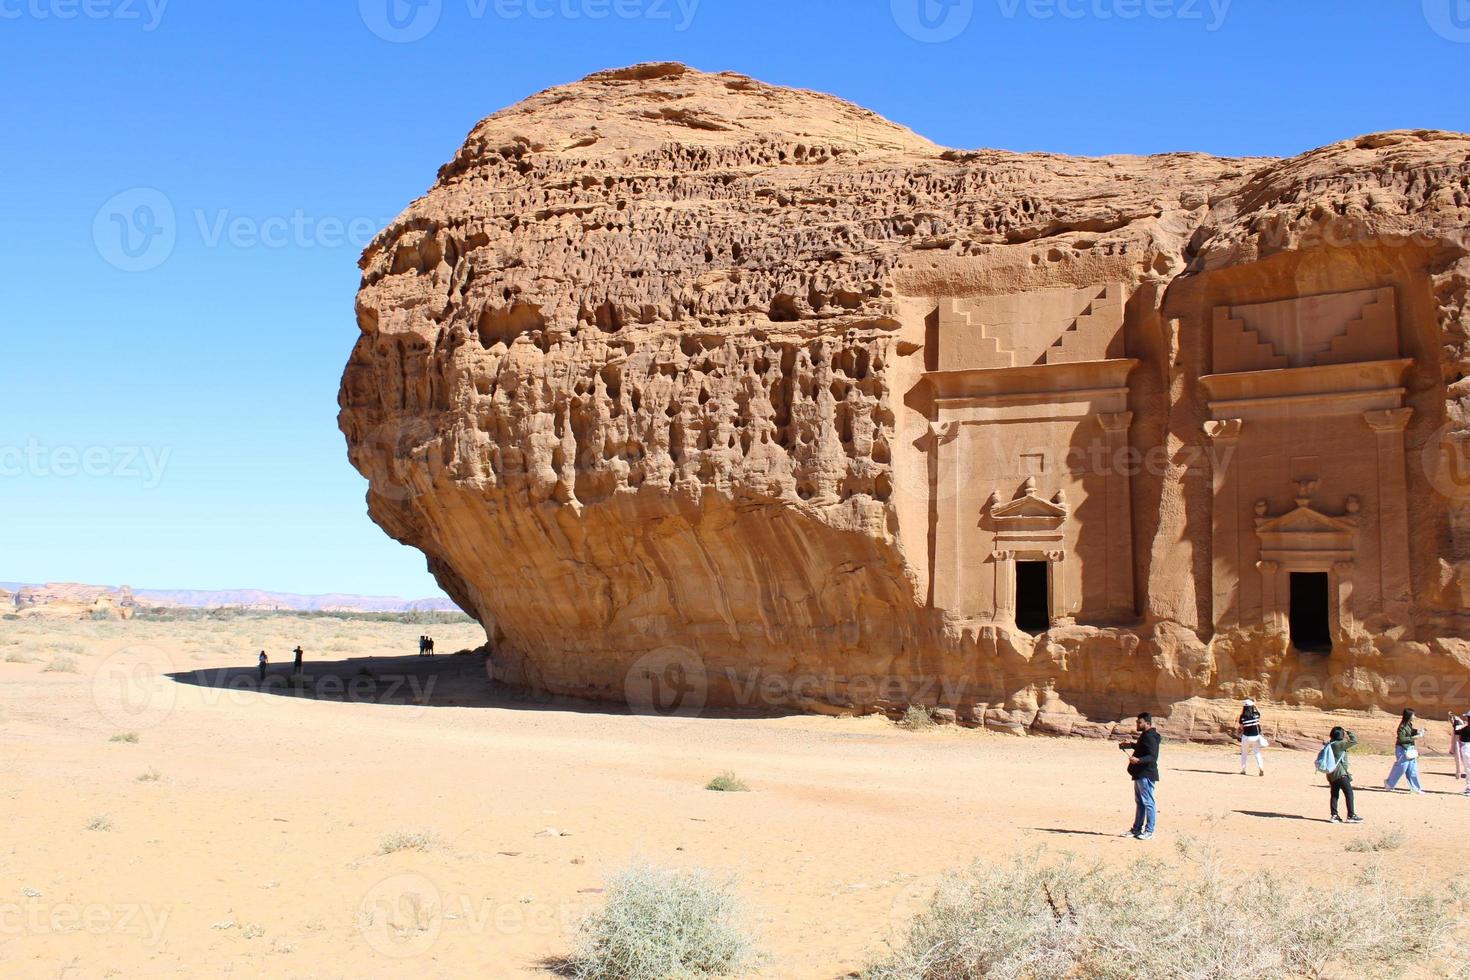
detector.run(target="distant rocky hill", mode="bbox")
[0,581,460,614]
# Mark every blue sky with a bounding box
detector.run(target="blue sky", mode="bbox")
[1,1,1467,600]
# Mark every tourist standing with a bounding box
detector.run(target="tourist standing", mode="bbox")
[1120,712,1162,840]
[1323,726,1363,823]
[1455,710,1470,795]
[1238,699,1267,776]
[1383,708,1426,794]
[257,650,268,682]
[293,645,304,675]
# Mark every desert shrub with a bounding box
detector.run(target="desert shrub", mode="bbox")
[1345,828,1407,853]
[568,861,760,980]
[705,772,750,793]
[43,655,79,673]
[85,814,114,832]
[110,732,140,744]
[136,768,163,782]
[865,843,1457,980]
[897,706,935,732]
[378,830,442,855]
[5,650,40,664]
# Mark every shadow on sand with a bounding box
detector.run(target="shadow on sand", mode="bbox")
[165,652,804,720]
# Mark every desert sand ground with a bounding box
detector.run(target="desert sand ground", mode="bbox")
[2,616,1468,979]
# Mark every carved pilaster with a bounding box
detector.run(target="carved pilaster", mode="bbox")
[1205,419,1245,630]
[1364,408,1413,619]
[1097,412,1135,616]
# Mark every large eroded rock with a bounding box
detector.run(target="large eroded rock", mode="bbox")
[340,63,1470,740]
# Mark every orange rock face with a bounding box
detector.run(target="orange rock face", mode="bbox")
[339,63,1470,739]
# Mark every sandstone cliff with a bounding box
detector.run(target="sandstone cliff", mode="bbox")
[340,63,1470,743]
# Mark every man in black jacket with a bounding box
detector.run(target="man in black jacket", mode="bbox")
[1120,712,1162,840]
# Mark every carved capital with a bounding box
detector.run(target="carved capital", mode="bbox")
[1097,411,1134,434]
[1333,561,1355,574]
[1363,407,1413,433]
[1045,550,1066,563]
[991,550,1015,563]
[1203,418,1243,442]
[1256,560,1279,573]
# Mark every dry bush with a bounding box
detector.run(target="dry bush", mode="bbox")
[43,655,80,673]
[865,842,1458,980]
[568,861,760,980]
[897,706,936,732]
[1345,828,1407,853]
[5,651,40,664]
[378,830,442,855]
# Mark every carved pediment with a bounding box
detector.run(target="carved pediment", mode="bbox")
[1253,481,1359,556]
[987,481,1068,535]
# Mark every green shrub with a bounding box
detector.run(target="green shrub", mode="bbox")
[568,861,760,980]
[705,772,750,793]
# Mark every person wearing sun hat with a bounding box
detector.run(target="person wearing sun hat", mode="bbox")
[1237,699,1267,776]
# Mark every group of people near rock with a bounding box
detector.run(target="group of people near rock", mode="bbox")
[417,635,436,656]
[1119,701,1470,838]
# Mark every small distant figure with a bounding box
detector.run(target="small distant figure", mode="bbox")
[1238,698,1267,777]
[1317,726,1363,823]
[1454,710,1470,793]
[1119,712,1161,841]
[1452,714,1464,781]
[293,645,304,674]
[1383,708,1426,794]
[418,635,430,657]
[257,650,268,682]
[425,636,435,656]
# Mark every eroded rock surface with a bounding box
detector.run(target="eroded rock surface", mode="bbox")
[340,63,1470,742]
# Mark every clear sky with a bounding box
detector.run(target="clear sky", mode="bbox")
[2,1,1466,600]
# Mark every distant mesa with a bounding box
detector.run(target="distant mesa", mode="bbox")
[0,581,460,619]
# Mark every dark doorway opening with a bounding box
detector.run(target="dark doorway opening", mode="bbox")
[1015,561,1050,635]
[1289,571,1332,653]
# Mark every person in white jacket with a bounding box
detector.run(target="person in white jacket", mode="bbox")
[1238,699,1267,776]
[1455,711,1470,795]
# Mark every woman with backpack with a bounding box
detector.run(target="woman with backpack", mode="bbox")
[1237,699,1267,776]
[1383,708,1426,794]
[1320,726,1363,823]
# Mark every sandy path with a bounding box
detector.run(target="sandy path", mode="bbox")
[1,633,1467,978]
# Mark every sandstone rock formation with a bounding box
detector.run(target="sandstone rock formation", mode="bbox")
[340,63,1470,742]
